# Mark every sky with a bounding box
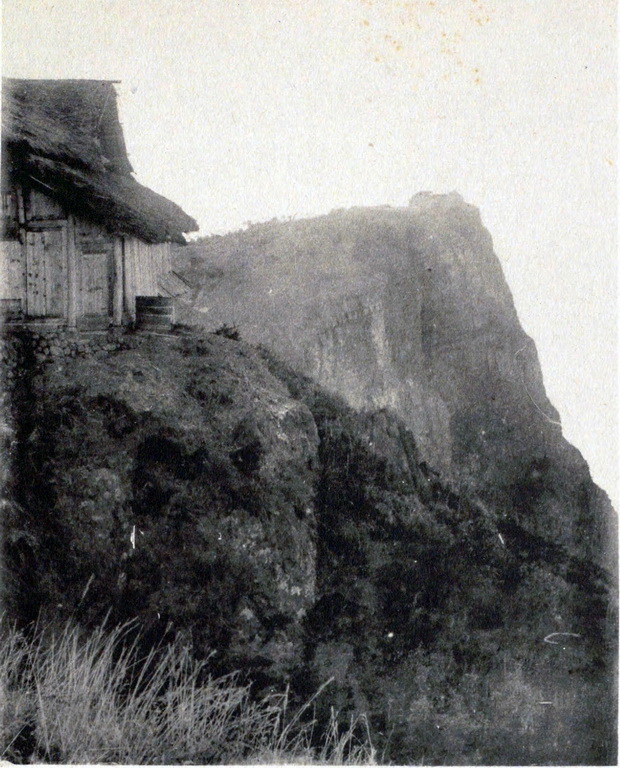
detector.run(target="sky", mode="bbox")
[2,0,617,508]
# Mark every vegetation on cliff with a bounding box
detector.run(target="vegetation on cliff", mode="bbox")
[1,324,616,764]
[260,347,616,765]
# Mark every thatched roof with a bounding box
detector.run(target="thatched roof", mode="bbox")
[2,78,198,243]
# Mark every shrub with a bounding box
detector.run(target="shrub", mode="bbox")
[214,324,240,341]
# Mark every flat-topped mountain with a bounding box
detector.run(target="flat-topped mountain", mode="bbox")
[174,193,616,572]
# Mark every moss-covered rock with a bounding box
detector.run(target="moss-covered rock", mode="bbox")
[4,332,318,681]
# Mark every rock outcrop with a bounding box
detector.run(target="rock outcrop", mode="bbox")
[174,193,616,571]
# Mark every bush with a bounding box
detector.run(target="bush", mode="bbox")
[0,620,375,765]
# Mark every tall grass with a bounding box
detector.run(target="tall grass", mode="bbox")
[0,621,375,764]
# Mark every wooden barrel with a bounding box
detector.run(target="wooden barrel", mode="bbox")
[135,296,174,331]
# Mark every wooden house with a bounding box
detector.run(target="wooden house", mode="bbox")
[1,78,198,327]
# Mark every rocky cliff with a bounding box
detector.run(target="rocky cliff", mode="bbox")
[174,193,615,572]
[2,330,321,681]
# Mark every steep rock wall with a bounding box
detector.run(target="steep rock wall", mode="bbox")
[2,327,615,764]
[174,194,615,570]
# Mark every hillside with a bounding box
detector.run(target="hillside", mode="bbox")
[2,323,616,764]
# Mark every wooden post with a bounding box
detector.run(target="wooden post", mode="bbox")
[123,237,134,319]
[66,215,78,327]
[16,186,26,226]
[113,237,124,325]
[16,187,27,314]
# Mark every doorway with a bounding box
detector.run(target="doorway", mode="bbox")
[25,223,68,319]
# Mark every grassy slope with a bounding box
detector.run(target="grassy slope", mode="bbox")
[0,621,375,764]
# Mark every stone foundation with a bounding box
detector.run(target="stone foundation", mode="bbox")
[0,326,143,388]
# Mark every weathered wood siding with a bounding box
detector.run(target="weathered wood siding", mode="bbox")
[2,186,173,324]
[123,237,172,318]
[0,240,25,300]
[26,188,65,221]
[1,188,69,317]
[25,224,68,318]
[75,221,116,321]
[2,191,20,238]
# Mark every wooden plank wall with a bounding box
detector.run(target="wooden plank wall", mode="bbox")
[2,186,173,324]
[75,220,116,321]
[23,225,69,318]
[27,189,65,221]
[0,188,69,318]
[25,230,47,316]
[0,240,25,300]
[44,226,68,317]
[2,191,20,239]
[113,239,123,325]
[67,216,78,326]
[123,237,172,319]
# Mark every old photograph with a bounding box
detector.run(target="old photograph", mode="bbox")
[0,1,617,764]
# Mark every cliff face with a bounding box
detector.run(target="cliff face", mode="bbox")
[174,193,615,570]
